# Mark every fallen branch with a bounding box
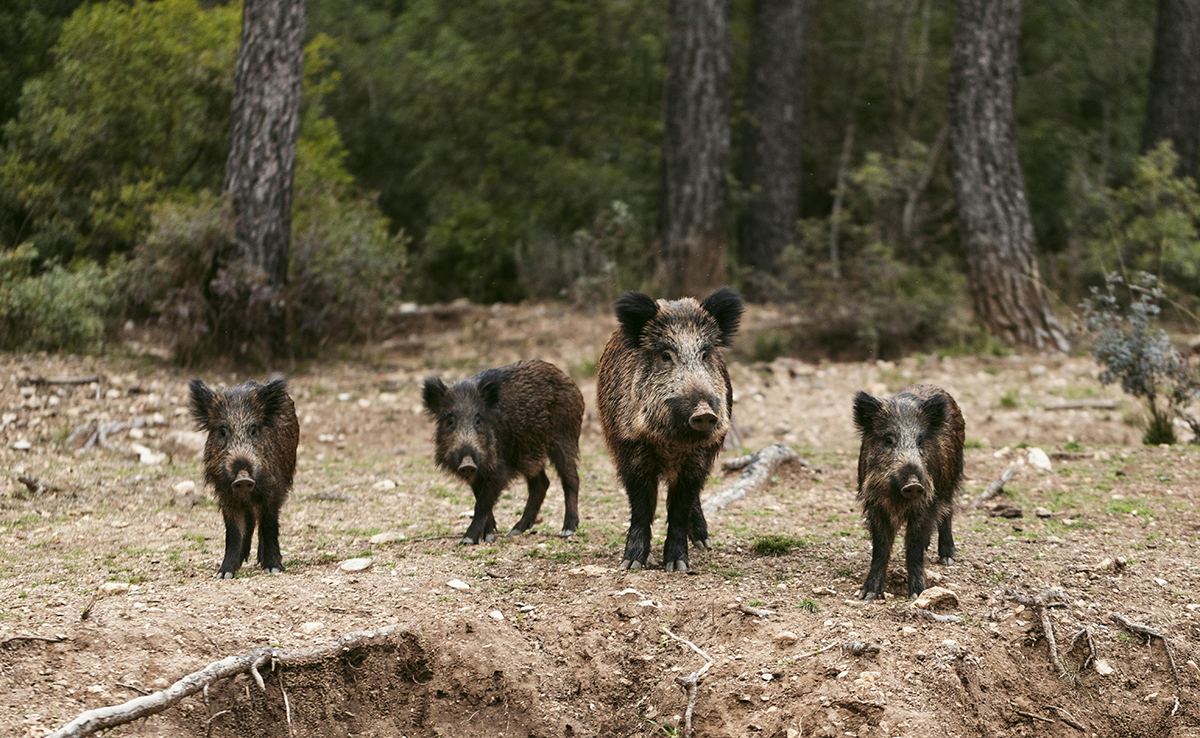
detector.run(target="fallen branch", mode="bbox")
[47,624,407,738]
[1,633,68,646]
[1045,705,1086,732]
[16,476,55,497]
[704,444,802,514]
[972,466,1017,508]
[1007,589,1071,681]
[1016,710,1055,724]
[1042,399,1119,411]
[27,375,102,386]
[660,626,714,738]
[1110,612,1177,678]
[914,608,962,623]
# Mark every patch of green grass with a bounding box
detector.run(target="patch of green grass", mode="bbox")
[1105,497,1150,516]
[797,598,817,613]
[964,438,987,449]
[998,390,1019,409]
[752,534,811,556]
[835,567,856,578]
[711,567,745,579]
[1063,440,1084,452]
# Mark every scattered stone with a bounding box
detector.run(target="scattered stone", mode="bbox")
[318,434,336,443]
[811,586,837,596]
[489,610,504,620]
[357,398,371,409]
[173,480,196,494]
[447,579,470,591]
[372,479,397,491]
[925,570,943,584]
[613,588,643,598]
[1026,447,1052,471]
[458,510,474,519]
[1098,557,1127,573]
[297,621,325,635]
[1035,507,1052,518]
[368,531,406,545]
[130,443,165,465]
[1094,659,1115,675]
[761,673,773,681]
[1154,577,1168,587]
[913,586,958,611]
[1045,536,1063,544]
[337,393,352,402]
[162,430,206,461]
[989,504,1023,518]
[854,671,880,686]
[568,565,608,576]
[519,605,535,613]
[902,626,919,635]
[775,631,798,646]
[99,582,130,595]
[1029,365,1047,377]
[339,557,373,573]
[787,730,800,738]
[12,440,31,451]
[1093,450,1112,461]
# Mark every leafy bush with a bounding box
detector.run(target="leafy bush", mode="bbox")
[1082,271,1200,444]
[0,243,123,352]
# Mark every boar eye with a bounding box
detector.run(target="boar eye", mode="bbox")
[445,415,456,429]
[216,425,230,439]
[660,350,673,364]
[882,433,897,447]
[249,424,259,438]
[701,348,711,362]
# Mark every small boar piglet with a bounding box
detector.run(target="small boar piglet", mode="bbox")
[189,378,298,578]
[423,360,584,544]
[853,384,964,600]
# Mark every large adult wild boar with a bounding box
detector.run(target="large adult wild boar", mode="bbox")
[423,360,584,544]
[189,379,299,578]
[852,384,964,599]
[597,287,743,571]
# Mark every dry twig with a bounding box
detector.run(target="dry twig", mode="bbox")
[1006,589,1071,681]
[1016,710,1055,724]
[28,375,102,386]
[660,627,714,738]
[972,466,1017,508]
[704,444,802,514]
[914,608,962,623]
[1045,705,1086,732]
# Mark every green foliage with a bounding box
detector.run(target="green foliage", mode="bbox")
[0,243,123,352]
[751,534,810,556]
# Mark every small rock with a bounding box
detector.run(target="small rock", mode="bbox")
[339,557,373,572]
[853,671,880,686]
[1094,659,1115,675]
[318,433,335,443]
[130,443,165,465]
[12,440,31,451]
[372,479,397,491]
[775,631,799,645]
[519,605,535,613]
[1154,577,1169,587]
[925,570,943,584]
[1035,507,1052,518]
[357,398,371,408]
[297,621,325,635]
[1026,447,1052,471]
[613,588,644,598]
[787,730,800,738]
[1098,557,1127,573]
[902,626,918,635]
[1029,365,1047,377]
[568,564,608,576]
[989,504,1023,518]
[337,393,352,402]
[368,531,406,545]
[173,480,196,494]
[99,582,130,595]
[1045,536,1063,544]
[447,579,470,591]
[913,586,958,611]
[489,610,504,620]
[1093,450,1112,461]
[811,586,837,596]
[458,510,474,519]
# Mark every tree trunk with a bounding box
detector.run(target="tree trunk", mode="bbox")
[738,0,809,300]
[948,0,1069,352]
[1142,0,1200,177]
[657,0,730,298]
[219,0,305,355]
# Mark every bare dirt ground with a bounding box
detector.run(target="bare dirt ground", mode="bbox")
[2,302,1199,738]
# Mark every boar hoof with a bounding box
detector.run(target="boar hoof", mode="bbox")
[857,589,880,601]
[217,571,235,579]
[459,536,477,546]
[266,567,282,575]
[665,559,688,572]
[619,559,643,571]
[938,556,954,566]
[559,528,575,538]
[484,533,497,543]
[508,527,527,536]
[693,538,712,551]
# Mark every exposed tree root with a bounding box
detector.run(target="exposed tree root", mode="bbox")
[1110,612,1178,678]
[47,624,407,738]
[661,626,714,738]
[1006,589,1071,681]
[705,444,803,514]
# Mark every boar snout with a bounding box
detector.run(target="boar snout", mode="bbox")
[232,470,256,494]
[900,475,924,498]
[689,401,718,432]
[457,455,478,478]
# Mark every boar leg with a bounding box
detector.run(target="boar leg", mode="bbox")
[239,509,256,565]
[257,504,284,573]
[549,441,580,537]
[687,496,711,550]
[462,479,505,545]
[617,450,658,570]
[218,510,248,579]
[511,469,550,535]
[936,511,955,566]
[904,514,935,597]
[663,467,707,571]
[858,512,896,600]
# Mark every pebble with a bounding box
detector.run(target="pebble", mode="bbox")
[357,398,371,408]
[130,443,165,465]
[761,673,773,681]
[337,393,352,402]
[902,626,918,635]
[12,440,31,451]
[1026,447,1052,471]
[774,631,798,646]
[519,605,535,613]
[913,586,958,611]
[567,565,608,576]
[339,557,373,572]
[318,434,335,443]
[297,621,325,635]
[1035,507,1052,518]
[173,480,196,494]
[1094,659,1115,675]
[811,586,837,596]
[368,531,406,545]
[447,579,470,591]
[99,582,130,595]
[854,671,880,686]
[489,610,504,621]
[372,479,397,491]
[1029,365,1047,376]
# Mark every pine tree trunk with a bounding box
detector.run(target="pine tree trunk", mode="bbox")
[219,0,305,355]
[738,0,809,300]
[948,0,1069,352]
[1143,0,1200,177]
[657,0,730,298]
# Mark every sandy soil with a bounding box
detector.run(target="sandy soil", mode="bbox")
[1,302,1198,737]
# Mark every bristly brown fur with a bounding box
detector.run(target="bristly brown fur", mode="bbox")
[597,287,744,571]
[853,384,964,600]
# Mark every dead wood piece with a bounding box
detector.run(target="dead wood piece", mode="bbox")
[1109,612,1178,677]
[1045,705,1086,732]
[27,375,102,386]
[660,626,714,738]
[16,476,55,497]
[738,604,775,617]
[1016,710,1055,724]
[47,624,406,738]
[972,466,1017,508]
[703,444,802,514]
[1,633,68,646]
[1042,399,1118,411]
[840,641,880,657]
[914,608,962,623]
[65,422,97,449]
[115,683,149,695]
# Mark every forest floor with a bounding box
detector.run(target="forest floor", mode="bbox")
[1,302,1199,738]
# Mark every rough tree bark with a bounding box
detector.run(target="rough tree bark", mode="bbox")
[657,0,731,298]
[948,0,1069,352]
[218,0,306,353]
[738,0,809,300]
[1142,0,1200,177]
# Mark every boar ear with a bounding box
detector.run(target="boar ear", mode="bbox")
[422,377,447,415]
[188,379,214,431]
[477,370,503,408]
[614,291,658,343]
[257,379,290,424]
[700,286,744,345]
[921,392,947,430]
[853,391,883,434]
